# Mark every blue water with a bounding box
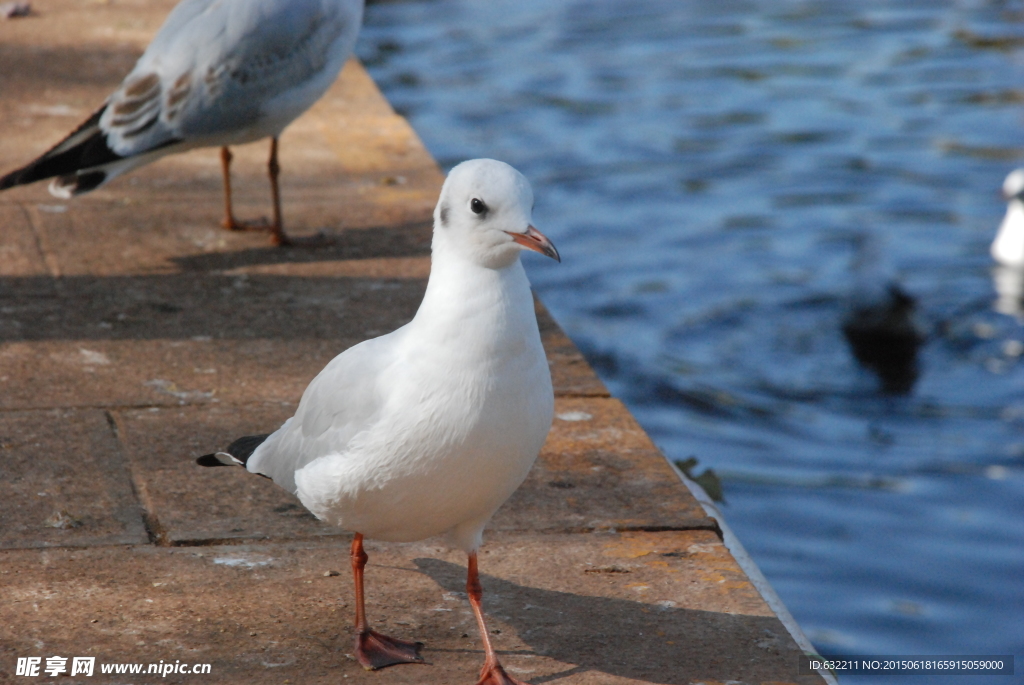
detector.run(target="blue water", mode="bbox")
[358,1,1024,680]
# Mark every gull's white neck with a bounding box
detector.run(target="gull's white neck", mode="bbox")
[410,242,537,358]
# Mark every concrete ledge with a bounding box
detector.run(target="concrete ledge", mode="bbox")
[0,2,825,683]
[0,534,811,685]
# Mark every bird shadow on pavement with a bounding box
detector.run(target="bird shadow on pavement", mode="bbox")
[168,220,432,272]
[413,558,814,685]
[0,270,426,342]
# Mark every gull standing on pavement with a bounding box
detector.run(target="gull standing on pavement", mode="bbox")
[0,0,364,246]
[199,159,560,685]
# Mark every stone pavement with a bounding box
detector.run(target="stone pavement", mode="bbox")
[0,2,827,683]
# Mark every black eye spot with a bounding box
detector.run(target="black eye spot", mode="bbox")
[470,198,488,215]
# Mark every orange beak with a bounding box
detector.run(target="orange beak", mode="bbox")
[507,225,560,262]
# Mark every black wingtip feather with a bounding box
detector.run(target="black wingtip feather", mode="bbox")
[226,434,271,465]
[196,433,271,466]
[0,106,122,191]
[0,166,25,191]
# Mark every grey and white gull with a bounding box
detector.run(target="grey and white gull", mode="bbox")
[199,159,560,684]
[0,0,364,245]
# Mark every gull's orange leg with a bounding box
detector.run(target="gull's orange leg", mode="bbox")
[351,534,425,670]
[219,146,244,231]
[267,137,288,246]
[220,138,332,246]
[219,140,285,242]
[467,552,526,685]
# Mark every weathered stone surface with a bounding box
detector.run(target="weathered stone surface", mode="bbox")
[495,398,714,534]
[114,403,334,545]
[104,397,710,545]
[0,292,599,412]
[0,533,819,685]
[0,204,49,278]
[0,409,148,549]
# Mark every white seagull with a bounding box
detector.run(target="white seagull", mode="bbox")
[199,159,560,684]
[0,0,364,246]
[992,169,1024,268]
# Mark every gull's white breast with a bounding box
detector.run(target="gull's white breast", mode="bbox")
[265,260,552,551]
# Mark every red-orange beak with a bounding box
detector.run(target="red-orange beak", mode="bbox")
[507,225,560,262]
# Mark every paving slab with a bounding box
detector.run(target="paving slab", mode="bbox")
[500,398,714,535]
[0,533,817,685]
[0,302,599,411]
[0,204,48,278]
[0,2,826,683]
[96,397,711,547]
[0,409,148,549]
[113,403,329,545]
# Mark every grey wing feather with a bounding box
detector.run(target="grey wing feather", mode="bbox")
[101,0,361,156]
[96,0,221,156]
[146,0,221,49]
[246,331,398,493]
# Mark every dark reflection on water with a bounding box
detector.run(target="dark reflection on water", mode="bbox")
[358,0,1024,676]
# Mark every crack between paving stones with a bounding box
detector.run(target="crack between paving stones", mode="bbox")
[0,519,724,552]
[21,202,63,279]
[104,409,169,546]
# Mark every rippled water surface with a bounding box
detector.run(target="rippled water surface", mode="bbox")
[358,0,1024,677]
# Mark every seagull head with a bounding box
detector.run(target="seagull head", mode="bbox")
[434,159,560,269]
[1004,169,1024,201]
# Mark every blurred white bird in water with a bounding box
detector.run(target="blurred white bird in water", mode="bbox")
[992,169,1024,268]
